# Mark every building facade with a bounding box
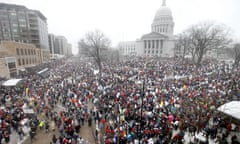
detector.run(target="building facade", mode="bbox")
[48,34,55,55]
[48,34,72,58]
[0,3,49,62]
[119,41,137,56]
[67,43,72,57]
[0,41,41,78]
[119,0,175,57]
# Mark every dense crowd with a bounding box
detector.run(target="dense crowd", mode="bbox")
[0,57,239,144]
[89,58,240,144]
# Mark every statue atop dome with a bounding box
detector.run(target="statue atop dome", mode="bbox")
[162,0,166,6]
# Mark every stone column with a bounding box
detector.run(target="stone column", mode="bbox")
[149,40,152,49]
[147,40,149,49]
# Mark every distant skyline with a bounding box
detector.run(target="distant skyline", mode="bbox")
[1,0,240,54]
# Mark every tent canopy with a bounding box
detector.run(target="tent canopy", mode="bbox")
[37,68,48,74]
[23,108,35,114]
[2,79,23,86]
[217,101,240,120]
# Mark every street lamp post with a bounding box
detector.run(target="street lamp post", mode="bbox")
[74,71,77,84]
[117,77,126,144]
[140,79,145,127]
[136,79,145,143]
[117,98,120,144]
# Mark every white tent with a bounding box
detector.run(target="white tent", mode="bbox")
[2,79,23,86]
[23,108,35,114]
[37,68,48,74]
[217,101,240,120]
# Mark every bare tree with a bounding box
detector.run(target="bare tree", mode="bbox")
[182,22,232,66]
[175,32,191,64]
[106,48,120,64]
[78,29,111,76]
[231,43,240,68]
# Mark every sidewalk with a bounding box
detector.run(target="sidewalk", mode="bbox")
[8,129,29,144]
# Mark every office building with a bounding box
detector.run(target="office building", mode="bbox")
[0,3,49,62]
[48,34,72,58]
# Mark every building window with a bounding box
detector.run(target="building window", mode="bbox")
[18,59,21,66]
[26,58,28,64]
[16,48,19,55]
[22,59,25,65]
[25,49,27,55]
[10,12,16,16]
[8,62,16,69]
[21,49,24,55]
[152,40,155,48]
[148,40,151,48]
[12,28,18,33]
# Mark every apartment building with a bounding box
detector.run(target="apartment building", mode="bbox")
[0,3,50,62]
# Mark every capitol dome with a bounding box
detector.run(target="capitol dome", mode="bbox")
[155,6,172,17]
[151,0,174,36]
[153,0,172,21]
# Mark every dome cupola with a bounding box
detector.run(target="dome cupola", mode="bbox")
[151,0,174,37]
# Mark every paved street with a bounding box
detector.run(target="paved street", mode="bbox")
[6,92,97,144]
[21,123,95,144]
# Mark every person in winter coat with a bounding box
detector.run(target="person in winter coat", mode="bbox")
[52,134,57,144]
[51,120,56,132]
[88,115,92,126]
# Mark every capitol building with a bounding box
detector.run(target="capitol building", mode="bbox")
[119,0,175,57]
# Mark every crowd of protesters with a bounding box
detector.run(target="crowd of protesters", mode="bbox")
[0,56,239,144]
[0,59,89,144]
[88,57,240,144]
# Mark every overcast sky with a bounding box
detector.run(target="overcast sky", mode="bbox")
[1,0,240,54]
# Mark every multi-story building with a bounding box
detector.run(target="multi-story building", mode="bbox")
[67,43,72,57]
[59,36,68,56]
[0,41,41,78]
[48,34,55,55]
[118,0,175,57]
[48,34,72,58]
[119,41,137,56]
[0,3,49,62]
[54,36,62,55]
